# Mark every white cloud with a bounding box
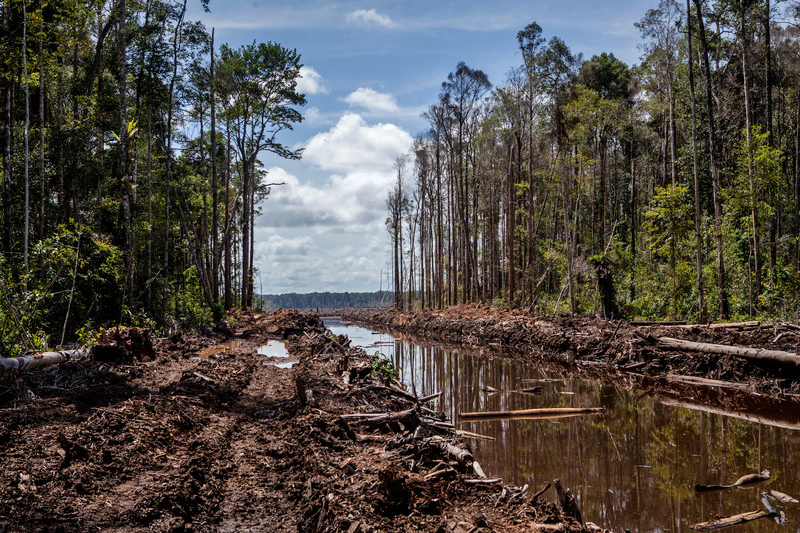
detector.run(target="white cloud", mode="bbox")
[296,66,328,95]
[253,113,413,292]
[263,235,316,257]
[303,113,412,173]
[345,8,394,28]
[344,87,400,114]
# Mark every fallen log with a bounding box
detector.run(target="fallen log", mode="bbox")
[365,384,419,403]
[657,336,800,366]
[427,436,487,478]
[511,387,543,394]
[690,510,770,531]
[0,348,89,371]
[770,490,799,504]
[459,407,603,421]
[463,478,502,485]
[661,321,760,330]
[631,320,687,326]
[342,408,420,432]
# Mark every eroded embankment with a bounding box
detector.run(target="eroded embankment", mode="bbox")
[343,304,800,395]
[0,310,590,532]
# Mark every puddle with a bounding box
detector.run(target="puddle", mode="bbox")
[326,317,800,533]
[198,339,243,359]
[265,360,299,369]
[257,340,289,358]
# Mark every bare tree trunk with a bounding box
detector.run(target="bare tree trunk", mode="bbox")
[695,0,729,318]
[240,158,250,309]
[210,28,218,303]
[688,0,706,322]
[506,142,515,304]
[38,32,45,242]
[23,0,30,275]
[224,130,232,310]
[741,0,762,312]
[164,0,188,308]
[668,84,678,186]
[119,0,134,308]
[2,0,10,258]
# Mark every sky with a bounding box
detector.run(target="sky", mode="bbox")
[185,0,661,295]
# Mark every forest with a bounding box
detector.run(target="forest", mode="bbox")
[2,0,800,358]
[0,0,306,356]
[387,0,800,324]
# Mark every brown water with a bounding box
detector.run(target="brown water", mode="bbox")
[326,318,800,532]
[198,339,243,358]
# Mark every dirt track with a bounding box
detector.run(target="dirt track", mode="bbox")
[0,310,580,532]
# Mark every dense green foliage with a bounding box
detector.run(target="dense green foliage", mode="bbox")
[0,0,304,354]
[388,0,800,322]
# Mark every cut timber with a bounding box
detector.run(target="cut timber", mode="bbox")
[631,320,687,326]
[0,348,89,370]
[690,510,770,531]
[427,436,487,478]
[427,436,472,465]
[662,321,760,329]
[708,321,760,329]
[463,478,502,485]
[459,407,603,421]
[341,408,420,432]
[657,336,800,366]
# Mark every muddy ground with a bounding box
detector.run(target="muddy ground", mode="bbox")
[343,304,800,395]
[0,310,583,533]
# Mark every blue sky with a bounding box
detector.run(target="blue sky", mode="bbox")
[186,0,661,294]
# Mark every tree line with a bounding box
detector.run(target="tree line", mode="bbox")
[260,291,393,311]
[0,0,305,355]
[387,0,800,322]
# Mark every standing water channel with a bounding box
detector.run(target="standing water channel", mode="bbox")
[325,317,800,532]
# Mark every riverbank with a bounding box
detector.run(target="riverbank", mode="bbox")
[0,310,588,532]
[342,304,800,395]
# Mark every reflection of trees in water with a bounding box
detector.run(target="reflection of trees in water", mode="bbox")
[385,333,800,532]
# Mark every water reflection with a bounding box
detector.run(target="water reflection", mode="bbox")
[325,318,800,532]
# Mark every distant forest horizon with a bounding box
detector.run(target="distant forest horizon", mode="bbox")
[259,291,394,310]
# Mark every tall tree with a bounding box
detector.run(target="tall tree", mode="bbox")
[217,40,305,309]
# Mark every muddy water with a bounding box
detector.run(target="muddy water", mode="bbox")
[325,318,800,532]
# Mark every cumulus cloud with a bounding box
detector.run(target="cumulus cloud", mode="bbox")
[345,8,394,28]
[303,113,412,173]
[343,87,400,114]
[296,66,328,95]
[253,113,413,292]
[263,235,316,257]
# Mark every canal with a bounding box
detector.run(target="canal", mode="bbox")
[325,317,800,532]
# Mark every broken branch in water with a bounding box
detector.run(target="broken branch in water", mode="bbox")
[690,510,772,531]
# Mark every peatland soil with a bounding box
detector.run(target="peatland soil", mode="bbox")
[0,309,586,533]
